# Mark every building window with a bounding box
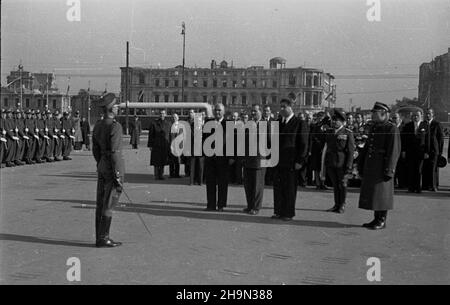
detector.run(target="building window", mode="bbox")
[193,71,198,76]
[174,71,179,76]
[164,95,169,103]
[241,79,247,88]
[222,80,227,88]
[306,74,312,87]
[313,92,320,106]
[252,79,257,87]
[53,99,57,109]
[203,95,208,103]
[213,79,217,88]
[313,75,319,87]
[26,99,30,108]
[212,95,217,103]
[184,80,188,87]
[173,95,178,103]
[174,80,179,87]
[222,95,227,105]
[37,99,41,108]
[154,94,160,103]
[261,95,267,105]
[289,74,296,86]
[203,80,208,87]
[139,73,145,84]
[232,96,237,105]
[272,80,277,88]
[184,95,187,103]
[155,79,160,87]
[271,96,277,104]
[241,95,247,105]
[165,79,169,87]
[232,80,237,88]
[3,98,8,107]
[193,79,198,87]
[305,92,312,106]
[262,80,267,88]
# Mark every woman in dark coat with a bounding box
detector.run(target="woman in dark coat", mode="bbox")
[80,117,91,150]
[130,116,142,149]
[147,110,171,180]
[358,102,401,230]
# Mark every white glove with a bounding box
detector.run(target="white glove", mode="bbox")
[53,135,58,139]
[60,135,65,139]
[44,136,50,140]
[70,136,75,139]
[23,136,30,140]
[13,136,19,141]
[0,138,6,143]
[34,135,39,140]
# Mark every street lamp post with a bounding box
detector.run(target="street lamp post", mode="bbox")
[181,22,186,103]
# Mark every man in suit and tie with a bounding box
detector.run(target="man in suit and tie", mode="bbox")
[421,108,444,191]
[242,104,270,215]
[272,99,309,221]
[204,103,232,212]
[402,110,427,193]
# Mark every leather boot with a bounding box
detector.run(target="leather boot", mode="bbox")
[96,216,122,248]
[362,212,378,228]
[326,205,338,212]
[336,203,346,214]
[368,211,387,230]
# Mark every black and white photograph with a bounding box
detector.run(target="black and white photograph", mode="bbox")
[0,0,449,289]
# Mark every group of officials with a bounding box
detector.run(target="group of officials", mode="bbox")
[0,108,85,168]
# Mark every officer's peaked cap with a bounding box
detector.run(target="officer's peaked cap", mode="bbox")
[332,109,346,122]
[94,92,117,108]
[372,101,390,113]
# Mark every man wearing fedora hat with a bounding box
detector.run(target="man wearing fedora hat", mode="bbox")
[358,102,401,230]
[92,92,125,247]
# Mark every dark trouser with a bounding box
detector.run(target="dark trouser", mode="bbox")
[422,154,438,190]
[15,139,25,161]
[62,137,72,157]
[0,142,4,164]
[394,157,407,188]
[244,167,266,211]
[205,157,229,209]
[53,137,62,158]
[154,166,165,179]
[25,138,36,161]
[44,137,54,159]
[34,138,46,160]
[273,166,298,218]
[96,169,121,239]
[407,156,423,191]
[229,158,243,184]
[265,167,273,185]
[169,155,180,177]
[189,156,205,185]
[327,167,347,208]
[4,138,16,162]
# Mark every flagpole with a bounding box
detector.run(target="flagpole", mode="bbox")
[181,22,185,103]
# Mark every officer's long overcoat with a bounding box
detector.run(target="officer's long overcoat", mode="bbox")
[358,121,401,210]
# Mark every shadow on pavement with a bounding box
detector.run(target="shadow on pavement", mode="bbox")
[0,233,93,248]
[36,199,361,229]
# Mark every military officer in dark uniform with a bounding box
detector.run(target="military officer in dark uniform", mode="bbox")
[3,109,17,167]
[0,109,6,168]
[44,110,55,162]
[61,111,74,160]
[92,92,125,248]
[23,109,38,164]
[34,110,48,163]
[322,110,355,214]
[52,110,63,161]
[13,110,26,165]
[358,102,401,230]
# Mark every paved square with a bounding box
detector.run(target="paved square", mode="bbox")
[1,141,449,284]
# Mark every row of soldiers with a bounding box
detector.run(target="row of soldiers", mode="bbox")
[0,108,75,168]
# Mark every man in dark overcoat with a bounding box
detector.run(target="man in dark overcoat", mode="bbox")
[358,102,401,230]
[129,115,142,149]
[147,110,171,180]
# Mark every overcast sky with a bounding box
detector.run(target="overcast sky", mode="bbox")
[2,0,449,109]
